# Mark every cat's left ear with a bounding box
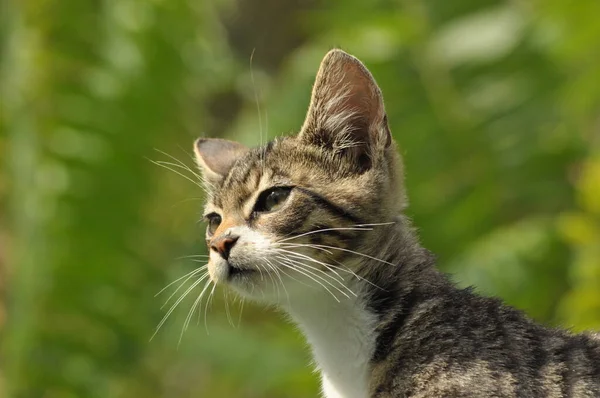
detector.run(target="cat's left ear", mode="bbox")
[299,49,391,166]
[193,138,248,188]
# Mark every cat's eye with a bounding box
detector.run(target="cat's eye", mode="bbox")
[205,213,222,235]
[254,187,292,213]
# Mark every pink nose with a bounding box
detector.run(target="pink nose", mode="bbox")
[210,235,239,260]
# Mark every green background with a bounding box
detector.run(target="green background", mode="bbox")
[2,0,599,397]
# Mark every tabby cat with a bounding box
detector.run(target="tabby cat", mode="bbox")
[193,49,600,398]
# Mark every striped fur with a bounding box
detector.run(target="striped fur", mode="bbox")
[194,49,600,397]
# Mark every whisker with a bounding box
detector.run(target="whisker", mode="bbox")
[186,279,214,330]
[224,289,234,328]
[276,248,341,275]
[277,255,356,299]
[176,144,198,164]
[151,272,209,341]
[160,270,208,309]
[154,160,203,182]
[275,255,347,302]
[156,147,218,192]
[271,258,314,289]
[279,247,384,291]
[156,266,206,297]
[262,105,269,177]
[261,260,280,299]
[237,298,245,328]
[153,149,217,192]
[277,226,370,243]
[170,197,205,209]
[196,171,217,193]
[149,159,205,190]
[179,278,213,345]
[204,283,217,334]
[176,254,209,260]
[276,248,359,282]
[250,48,267,177]
[266,258,290,305]
[280,243,397,266]
[154,148,198,174]
[278,222,396,243]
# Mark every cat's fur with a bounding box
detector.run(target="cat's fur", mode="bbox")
[193,49,600,398]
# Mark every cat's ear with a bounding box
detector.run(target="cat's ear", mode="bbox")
[193,138,248,188]
[299,49,391,166]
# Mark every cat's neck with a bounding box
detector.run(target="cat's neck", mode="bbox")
[281,215,437,398]
[357,215,441,297]
[283,281,377,398]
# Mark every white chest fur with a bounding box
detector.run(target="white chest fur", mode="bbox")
[284,289,377,398]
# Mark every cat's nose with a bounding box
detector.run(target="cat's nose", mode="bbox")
[210,235,239,260]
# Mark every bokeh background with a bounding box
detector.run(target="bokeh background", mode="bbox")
[1,0,599,397]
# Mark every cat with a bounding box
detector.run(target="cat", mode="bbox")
[193,49,600,398]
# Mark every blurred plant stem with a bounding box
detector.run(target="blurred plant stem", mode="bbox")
[2,2,51,395]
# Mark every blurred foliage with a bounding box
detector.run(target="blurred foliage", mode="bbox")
[1,0,599,397]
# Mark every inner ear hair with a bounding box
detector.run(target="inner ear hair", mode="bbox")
[299,49,391,164]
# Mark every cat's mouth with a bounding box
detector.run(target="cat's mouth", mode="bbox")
[208,258,262,285]
[228,265,258,279]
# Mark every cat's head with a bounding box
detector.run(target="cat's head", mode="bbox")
[194,50,405,302]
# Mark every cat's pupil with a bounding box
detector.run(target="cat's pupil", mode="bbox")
[266,190,284,209]
[257,187,291,213]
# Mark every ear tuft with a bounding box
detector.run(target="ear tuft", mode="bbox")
[193,138,248,188]
[299,49,391,168]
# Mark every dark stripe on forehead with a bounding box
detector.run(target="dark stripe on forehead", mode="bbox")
[268,164,290,179]
[226,141,280,187]
[295,187,364,225]
[239,161,256,186]
[212,191,223,208]
[214,140,286,210]
[223,155,257,189]
[213,156,253,208]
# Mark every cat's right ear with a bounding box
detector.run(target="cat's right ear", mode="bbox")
[193,138,248,188]
[298,49,391,169]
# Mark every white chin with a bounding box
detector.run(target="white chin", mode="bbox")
[208,259,265,300]
[227,274,285,303]
[208,259,230,284]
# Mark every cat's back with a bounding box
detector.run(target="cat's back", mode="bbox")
[369,285,600,397]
